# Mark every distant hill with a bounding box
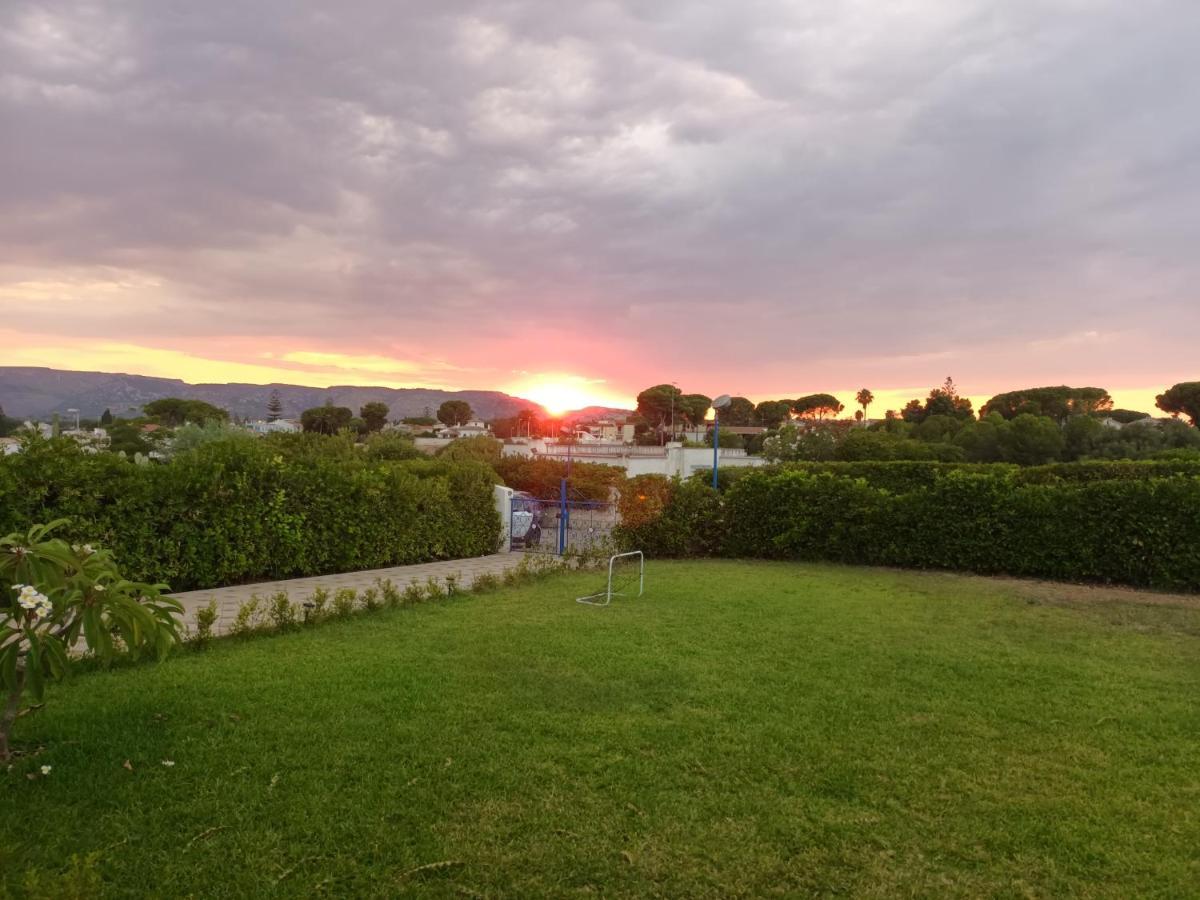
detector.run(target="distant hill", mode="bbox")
[0,367,546,422]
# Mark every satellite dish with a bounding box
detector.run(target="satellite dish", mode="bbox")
[712,394,733,410]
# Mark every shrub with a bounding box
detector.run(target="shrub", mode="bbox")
[231,596,264,637]
[0,436,501,591]
[471,573,501,593]
[332,589,357,619]
[191,600,219,649]
[0,521,183,759]
[614,476,725,558]
[717,469,1200,591]
[305,587,329,623]
[267,591,298,632]
[377,578,402,608]
[402,580,426,605]
[360,586,381,611]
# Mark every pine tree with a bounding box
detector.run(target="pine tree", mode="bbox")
[100,408,113,425]
[267,390,284,422]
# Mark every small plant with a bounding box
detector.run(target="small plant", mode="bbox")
[190,599,219,649]
[378,578,402,608]
[361,586,381,611]
[231,595,264,637]
[267,591,298,632]
[402,580,426,605]
[305,587,329,624]
[20,851,103,900]
[0,521,182,760]
[471,573,501,593]
[424,577,446,601]
[332,588,357,619]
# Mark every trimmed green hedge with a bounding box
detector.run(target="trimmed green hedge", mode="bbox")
[623,468,1200,591]
[0,438,500,591]
[763,459,1200,493]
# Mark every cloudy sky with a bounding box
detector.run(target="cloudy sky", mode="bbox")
[2,0,1197,412]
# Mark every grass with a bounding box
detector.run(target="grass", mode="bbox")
[3,560,1199,898]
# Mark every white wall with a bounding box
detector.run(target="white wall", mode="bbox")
[493,484,514,552]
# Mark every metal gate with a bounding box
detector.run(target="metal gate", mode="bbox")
[510,492,618,556]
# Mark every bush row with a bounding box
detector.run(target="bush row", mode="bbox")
[621,469,1200,591]
[0,437,501,591]
[729,459,1200,495]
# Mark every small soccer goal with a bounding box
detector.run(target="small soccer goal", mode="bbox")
[576,551,645,607]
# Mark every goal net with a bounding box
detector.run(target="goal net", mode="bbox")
[576,551,645,607]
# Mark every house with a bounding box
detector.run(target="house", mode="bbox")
[442,419,492,438]
[246,419,300,434]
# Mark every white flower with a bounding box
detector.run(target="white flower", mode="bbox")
[94,583,106,592]
[40,765,51,775]
[81,544,94,555]
[161,759,175,767]
[17,586,49,612]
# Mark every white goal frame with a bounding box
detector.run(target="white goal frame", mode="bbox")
[576,551,645,607]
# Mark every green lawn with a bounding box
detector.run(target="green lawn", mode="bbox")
[3,561,1199,898]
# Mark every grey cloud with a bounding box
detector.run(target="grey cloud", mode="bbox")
[1,0,1198,386]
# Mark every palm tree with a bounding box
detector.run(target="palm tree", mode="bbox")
[856,388,874,424]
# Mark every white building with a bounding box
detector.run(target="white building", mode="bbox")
[247,419,300,434]
[502,439,766,478]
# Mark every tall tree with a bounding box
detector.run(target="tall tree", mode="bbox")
[678,393,712,426]
[754,400,791,429]
[267,390,284,422]
[359,401,389,433]
[1156,382,1200,426]
[723,396,757,427]
[143,398,229,427]
[855,389,874,422]
[100,408,113,425]
[300,403,353,435]
[980,386,1112,421]
[437,400,473,426]
[635,384,683,432]
[790,394,844,420]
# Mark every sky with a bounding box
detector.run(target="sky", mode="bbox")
[2,1,1198,416]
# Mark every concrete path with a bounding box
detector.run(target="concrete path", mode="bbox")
[169,553,522,637]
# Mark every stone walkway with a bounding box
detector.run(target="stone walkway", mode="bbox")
[168,553,522,637]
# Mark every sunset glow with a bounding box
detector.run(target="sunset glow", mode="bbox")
[506,376,633,416]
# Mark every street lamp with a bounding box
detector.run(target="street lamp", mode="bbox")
[711,394,732,489]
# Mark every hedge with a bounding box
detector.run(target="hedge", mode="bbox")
[762,459,1200,494]
[494,456,623,502]
[0,438,501,591]
[622,469,1200,591]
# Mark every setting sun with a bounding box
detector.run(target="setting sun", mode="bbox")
[508,375,633,416]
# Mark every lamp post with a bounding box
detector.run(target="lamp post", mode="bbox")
[711,395,732,490]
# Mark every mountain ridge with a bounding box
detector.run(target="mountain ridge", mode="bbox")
[0,366,547,422]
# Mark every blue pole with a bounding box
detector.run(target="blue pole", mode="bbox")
[712,410,719,489]
[559,476,567,555]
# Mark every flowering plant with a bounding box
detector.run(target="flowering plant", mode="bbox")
[0,520,183,760]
